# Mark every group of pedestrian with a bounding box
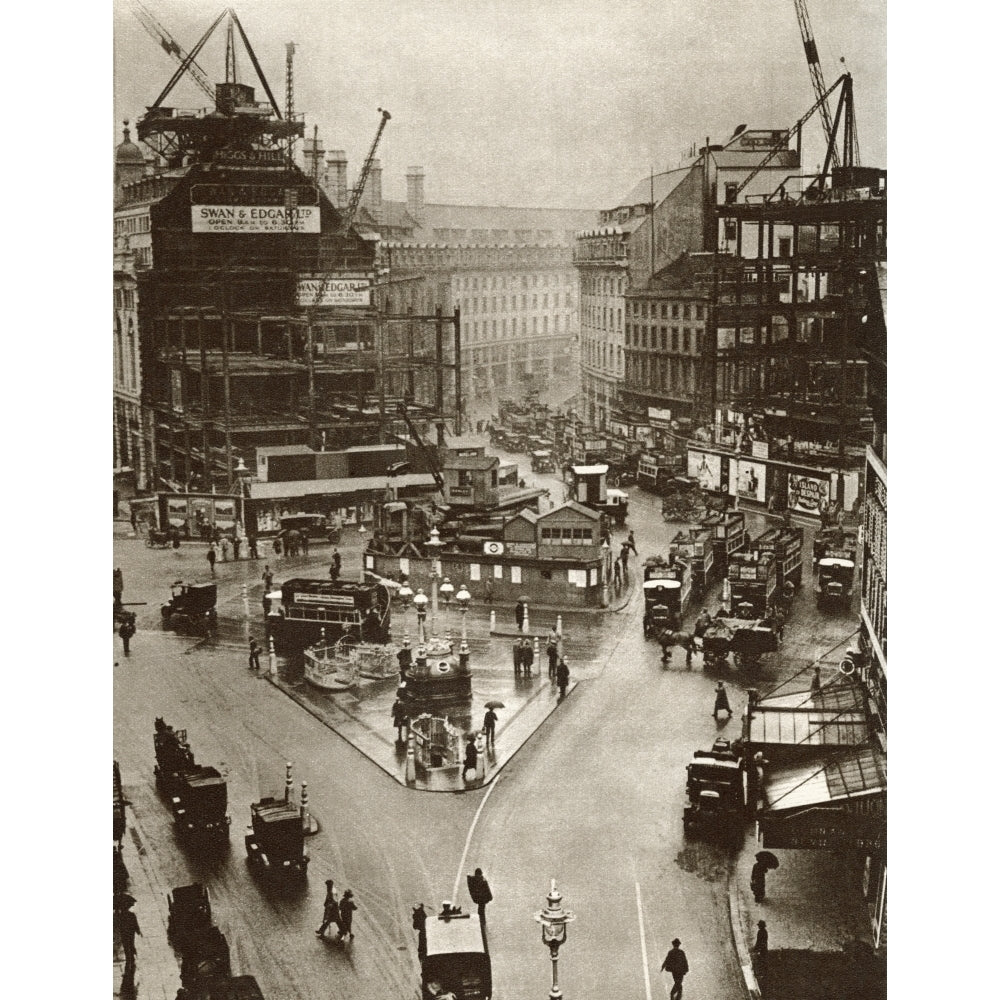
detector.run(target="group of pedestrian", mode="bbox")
[512,637,534,677]
[316,881,357,941]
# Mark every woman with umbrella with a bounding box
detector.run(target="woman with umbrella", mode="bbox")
[751,852,779,902]
[482,701,503,749]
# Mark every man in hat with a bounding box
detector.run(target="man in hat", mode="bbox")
[751,859,768,903]
[412,902,428,959]
[466,867,493,926]
[556,657,570,700]
[337,889,357,940]
[397,638,413,681]
[753,920,768,973]
[520,637,534,677]
[713,681,733,720]
[115,897,142,979]
[660,938,689,999]
[483,707,498,749]
[119,614,136,657]
[248,638,262,671]
[316,880,342,937]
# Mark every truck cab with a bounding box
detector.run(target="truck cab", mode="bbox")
[422,909,492,1000]
[816,555,856,608]
[245,797,309,876]
[683,746,744,839]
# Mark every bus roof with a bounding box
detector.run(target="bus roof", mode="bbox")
[425,914,487,957]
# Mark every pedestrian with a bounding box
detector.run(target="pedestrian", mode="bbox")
[694,608,712,639]
[206,543,217,575]
[248,638,262,671]
[232,536,242,560]
[116,900,142,979]
[773,603,785,641]
[171,527,181,550]
[391,697,409,744]
[464,735,478,777]
[556,657,569,700]
[547,636,559,680]
[483,707,497,748]
[512,640,523,677]
[713,681,733,720]
[750,859,768,903]
[466,867,493,924]
[484,579,494,606]
[316,880,342,937]
[626,530,638,556]
[619,543,630,574]
[397,639,412,681]
[263,565,274,592]
[220,536,230,562]
[412,902,428,959]
[113,567,125,612]
[337,890,357,941]
[811,665,822,694]
[129,508,139,534]
[613,557,622,587]
[515,599,526,631]
[520,637,534,677]
[753,920,768,973]
[301,532,310,557]
[248,535,259,559]
[330,548,341,581]
[119,615,136,656]
[660,938,689,1000]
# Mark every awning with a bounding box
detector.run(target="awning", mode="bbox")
[746,703,870,750]
[762,747,887,815]
[250,473,437,501]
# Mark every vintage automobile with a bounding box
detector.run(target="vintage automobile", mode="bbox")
[162,581,218,624]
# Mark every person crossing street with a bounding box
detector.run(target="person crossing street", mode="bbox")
[660,938,689,999]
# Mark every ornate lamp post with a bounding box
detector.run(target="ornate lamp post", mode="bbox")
[455,583,471,641]
[426,526,443,638]
[357,523,367,583]
[534,880,575,1000]
[412,588,428,644]
[398,581,414,608]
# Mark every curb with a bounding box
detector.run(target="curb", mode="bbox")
[262,671,574,793]
[727,863,762,1000]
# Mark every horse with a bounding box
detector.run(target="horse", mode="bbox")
[656,629,697,668]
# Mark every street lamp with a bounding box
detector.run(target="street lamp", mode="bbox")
[455,583,471,642]
[398,581,414,608]
[534,879,575,1000]
[357,522,367,583]
[426,526,443,637]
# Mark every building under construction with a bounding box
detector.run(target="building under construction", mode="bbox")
[116,8,458,494]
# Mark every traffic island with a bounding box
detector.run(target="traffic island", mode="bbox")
[265,652,577,792]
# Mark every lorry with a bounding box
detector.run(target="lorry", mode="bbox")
[568,463,628,525]
[161,581,218,625]
[749,524,804,595]
[683,740,745,840]
[421,905,492,1000]
[814,529,858,609]
[153,719,230,843]
[642,557,691,635]
[245,796,309,877]
[668,527,715,597]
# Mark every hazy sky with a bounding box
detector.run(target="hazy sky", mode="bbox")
[113,0,886,209]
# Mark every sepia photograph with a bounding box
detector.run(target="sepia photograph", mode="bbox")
[110,2,888,997]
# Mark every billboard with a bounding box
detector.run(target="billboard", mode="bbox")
[733,459,766,503]
[688,450,722,492]
[787,472,831,514]
[191,205,321,233]
[297,275,373,308]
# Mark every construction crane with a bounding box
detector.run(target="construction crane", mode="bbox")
[128,0,216,103]
[792,0,839,169]
[340,108,391,233]
[285,42,296,167]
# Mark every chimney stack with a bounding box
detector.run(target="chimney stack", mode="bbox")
[406,166,425,222]
[328,150,348,208]
[365,158,383,222]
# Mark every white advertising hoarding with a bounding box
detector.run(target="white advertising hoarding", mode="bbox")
[732,458,766,502]
[191,205,321,233]
[297,276,373,307]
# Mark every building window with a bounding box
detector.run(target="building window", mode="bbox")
[778,237,791,258]
[671,329,679,352]
[683,329,690,352]
[725,181,738,204]
[671,303,679,319]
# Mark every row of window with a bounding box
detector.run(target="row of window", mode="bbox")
[466,314,571,342]
[584,303,623,332]
[540,526,595,544]
[581,275,626,297]
[458,272,573,292]
[625,355,699,395]
[627,300,705,321]
[583,340,624,376]
[114,288,136,310]
[114,214,151,236]
[625,325,703,354]
[463,291,574,314]
[432,228,577,244]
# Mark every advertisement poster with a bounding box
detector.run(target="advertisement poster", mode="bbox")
[297,276,372,308]
[688,450,722,492]
[733,459,766,502]
[787,472,831,514]
[165,497,188,528]
[213,499,237,531]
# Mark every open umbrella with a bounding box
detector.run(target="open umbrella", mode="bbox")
[517,595,530,604]
[755,851,780,869]
[484,700,505,710]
